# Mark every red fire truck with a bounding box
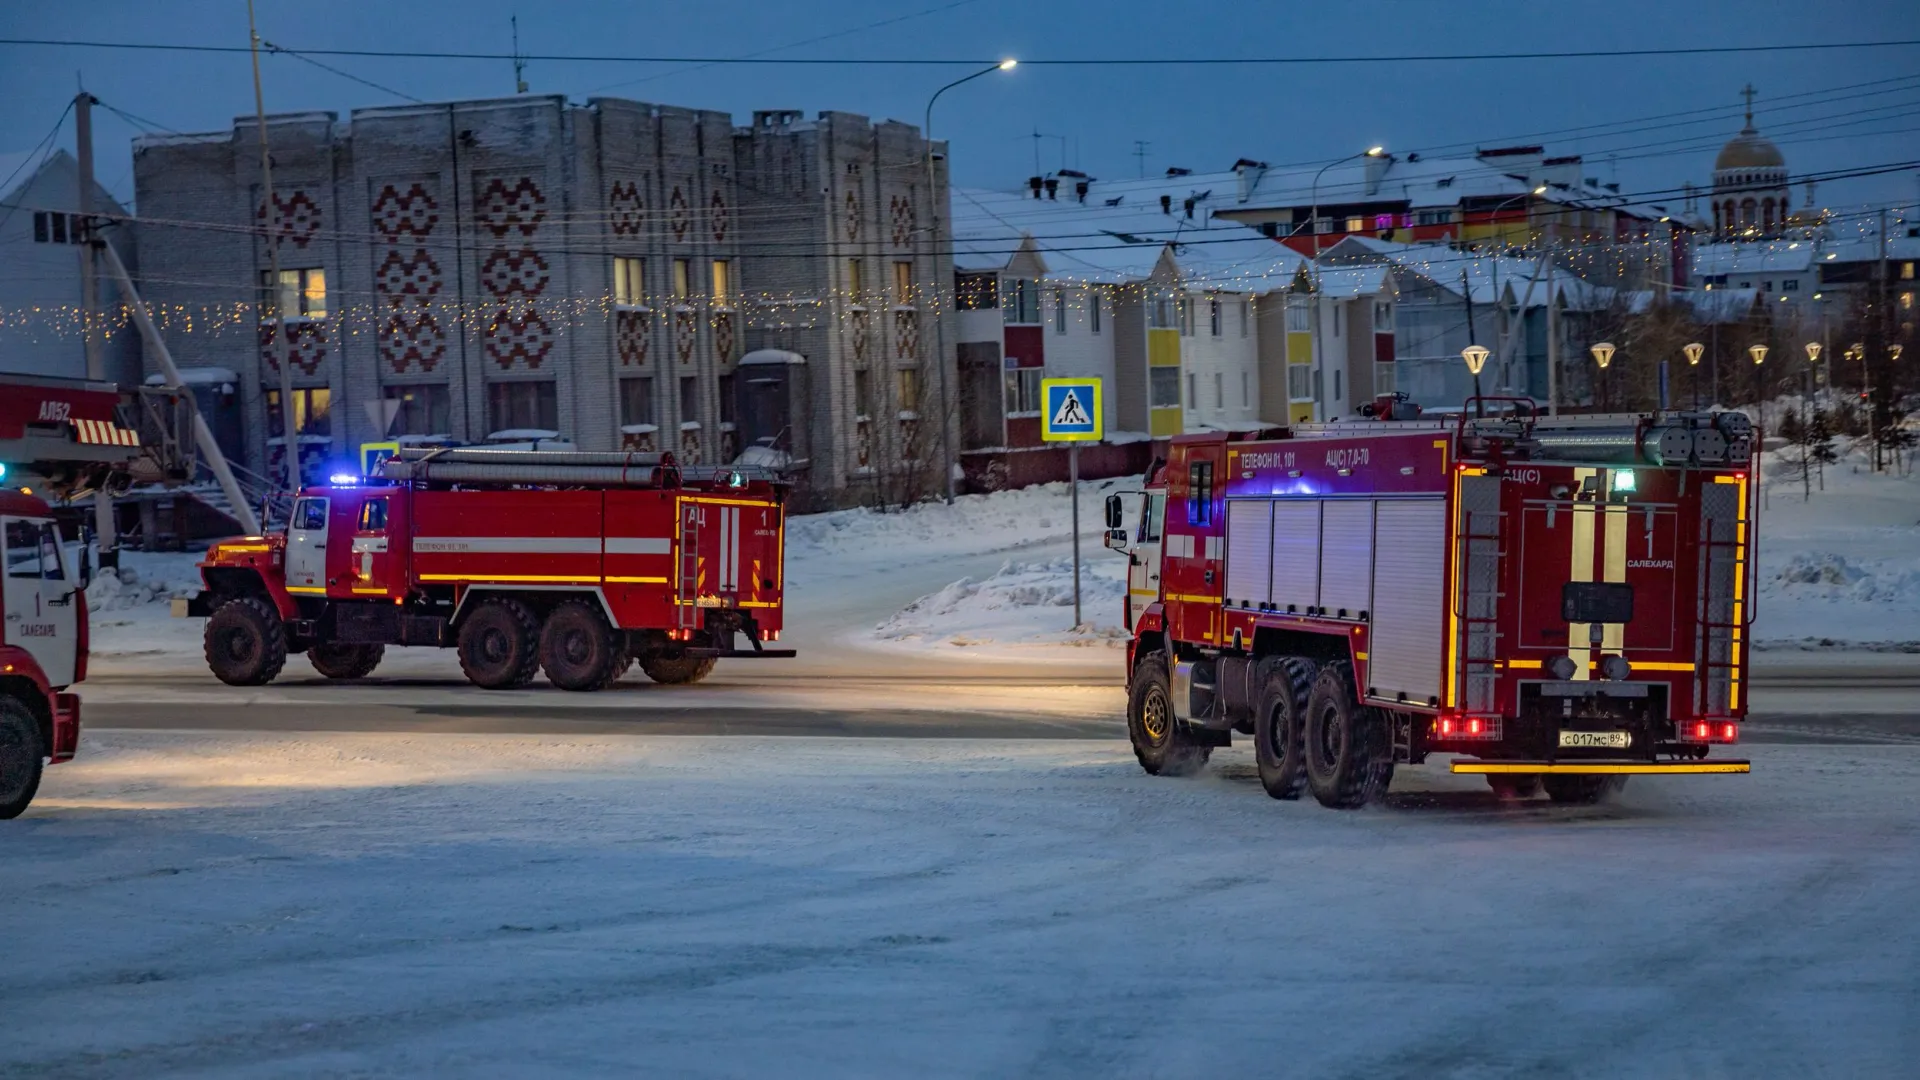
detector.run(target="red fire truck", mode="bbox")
[185,448,792,690]
[1106,399,1756,808]
[2,492,87,819]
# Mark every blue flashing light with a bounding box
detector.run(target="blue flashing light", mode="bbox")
[328,473,360,486]
[0,463,7,482]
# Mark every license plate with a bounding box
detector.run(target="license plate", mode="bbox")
[1558,730,1631,749]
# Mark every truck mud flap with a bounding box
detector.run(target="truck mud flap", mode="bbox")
[683,648,797,659]
[1449,759,1749,775]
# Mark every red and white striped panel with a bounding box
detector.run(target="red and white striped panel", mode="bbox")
[71,418,141,446]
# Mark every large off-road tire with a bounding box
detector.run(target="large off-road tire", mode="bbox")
[0,696,45,820]
[1303,661,1394,809]
[204,596,288,687]
[1254,656,1317,800]
[457,597,541,690]
[1126,654,1210,777]
[1542,774,1628,805]
[539,600,623,692]
[637,650,716,686]
[308,643,385,680]
[1487,774,1544,800]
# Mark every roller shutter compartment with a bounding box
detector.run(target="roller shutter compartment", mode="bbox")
[1369,499,1447,705]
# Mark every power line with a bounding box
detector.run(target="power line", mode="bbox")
[0,100,75,235]
[3,36,1918,66]
[260,40,426,104]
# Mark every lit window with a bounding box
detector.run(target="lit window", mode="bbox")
[613,257,645,306]
[848,259,865,302]
[261,268,327,319]
[896,368,919,411]
[266,387,332,437]
[711,260,732,306]
[1345,216,1366,233]
[673,259,691,300]
[893,261,913,306]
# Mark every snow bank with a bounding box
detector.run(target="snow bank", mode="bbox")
[873,557,1128,652]
[788,477,1134,571]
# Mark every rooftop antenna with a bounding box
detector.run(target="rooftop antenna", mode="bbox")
[1030,127,1064,177]
[512,15,528,93]
[1132,140,1150,179]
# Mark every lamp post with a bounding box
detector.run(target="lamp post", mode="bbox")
[1484,185,1549,253]
[1589,341,1616,410]
[1803,341,1824,497]
[1461,344,1490,415]
[1683,341,1705,409]
[924,58,1016,504]
[1308,146,1385,263]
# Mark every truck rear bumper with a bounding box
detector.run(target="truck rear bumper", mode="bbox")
[1450,759,1749,775]
[50,692,79,763]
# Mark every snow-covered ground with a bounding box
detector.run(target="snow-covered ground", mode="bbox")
[7,731,1918,1077]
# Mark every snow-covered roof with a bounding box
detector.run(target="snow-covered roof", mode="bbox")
[1317,235,1615,311]
[1691,231,1920,279]
[1315,265,1391,300]
[739,348,806,366]
[144,366,240,387]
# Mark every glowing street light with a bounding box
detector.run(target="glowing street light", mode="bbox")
[1461,344,1491,375]
[1748,344,1768,365]
[1683,342,1704,365]
[1589,342,1616,369]
[1805,342,1822,364]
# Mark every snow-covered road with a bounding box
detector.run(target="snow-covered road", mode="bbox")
[6,732,1918,1078]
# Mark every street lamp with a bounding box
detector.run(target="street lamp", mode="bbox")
[1590,341,1616,410]
[1684,341,1705,408]
[1308,145,1387,261]
[1461,344,1490,414]
[923,58,1017,504]
[1483,185,1549,252]
[1748,343,1768,365]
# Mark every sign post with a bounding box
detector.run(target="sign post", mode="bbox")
[1040,377,1103,628]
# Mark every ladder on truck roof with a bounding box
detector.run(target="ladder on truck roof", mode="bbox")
[676,501,702,630]
[1454,472,1505,714]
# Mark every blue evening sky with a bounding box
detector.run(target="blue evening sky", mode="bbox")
[2,0,1915,215]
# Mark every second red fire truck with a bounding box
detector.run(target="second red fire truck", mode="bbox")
[1108,398,1757,808]
[185,448,791,690]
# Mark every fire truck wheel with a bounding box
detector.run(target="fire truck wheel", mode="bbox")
[1542,774,1628,805]
[539,601,623,692]
[0,696,45,820]
[457,597,542,690]
[204,596,288,687]
[1486,774,1544,800]
[308,643,385,680]
[637,648,717,686]
[1253,657,1316,800]
[1303,662,1394,810]
[1127,654,1210,777]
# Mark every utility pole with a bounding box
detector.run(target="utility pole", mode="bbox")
[1873,206,1890,472]
[1133,140,1150,179]
[247,0,298,496]
[74,87,119,571]
[512,15,529,93]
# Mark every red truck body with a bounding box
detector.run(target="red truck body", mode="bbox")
[1114,404,1757,807]
[2,491,86,819]
[189,450,790,690]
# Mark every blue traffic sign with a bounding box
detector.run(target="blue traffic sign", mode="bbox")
[1040,378,1102,442]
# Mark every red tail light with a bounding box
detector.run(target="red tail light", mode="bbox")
[1436,715,1502,740]
[1682,720,1739,744]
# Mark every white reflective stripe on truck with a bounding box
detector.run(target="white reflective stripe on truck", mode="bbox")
[413,537,599,554]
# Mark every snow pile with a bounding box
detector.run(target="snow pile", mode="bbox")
[874,558,1128,651]
[84,554,201,613]
[788,478,1133,571]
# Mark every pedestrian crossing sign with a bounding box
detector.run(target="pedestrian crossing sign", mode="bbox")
[1040,378,1102,442]
[359,441,400,477]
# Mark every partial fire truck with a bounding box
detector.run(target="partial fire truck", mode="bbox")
[1106,400,1756,808]
[184,448,791,690]
[2,492,87,819]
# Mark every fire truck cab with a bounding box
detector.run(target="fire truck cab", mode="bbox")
[1109,401,1756,808]
[1,491,87,818]
[186,449,791,691]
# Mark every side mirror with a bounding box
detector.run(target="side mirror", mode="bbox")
[1103,493,1123,530]
[75,525,94,589]
[1103,527,1129,551]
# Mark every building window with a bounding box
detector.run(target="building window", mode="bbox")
[848,259,865,302]
[1178,297,1193,336]
[1762,280,1773,293]
[1187,460,1213,526]
[1416,209,1453,226]
[1186,372,1197,407]
[718,374,736,425]
[1149,294,1175,329]
[260,267,327,319]
[1003,368,1041,415]
[1212,372,1224,409]
[1149,366,1181,408]
[896,368,919,412]
[1089,292,1103,334]
[487,381,558,433]
[892,261,913,307]
[1240,371,1249,407]
[1902,262,1914,280]
[619,376,655,426]
[613,257,645,306]
[1345,216,1366,234]
[1333,305,1344,338]
[678,375,699,423]
[1286,301,1310,333]
[383,384,449,436]
[266,387,332,437]
[854,369,874,418]
[1209,297,1222,337]
[711,260,732,307]
[1054,289,1069,334]
[1006,278,1037,323]
[1784,279,1799,292]
[1287,365,1312,401]
[1373,301,1393,331]
[956,272,997,310]
[1334,369,1343,401]
[673,259,692,300]
[1238,298,1249,337]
